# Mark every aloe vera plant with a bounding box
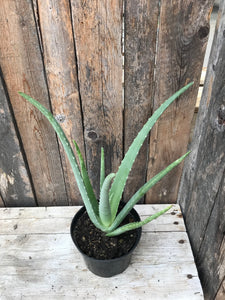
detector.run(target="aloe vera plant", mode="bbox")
[19,82,193,237]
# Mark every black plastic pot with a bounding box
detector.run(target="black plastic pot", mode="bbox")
[70,206,142,277]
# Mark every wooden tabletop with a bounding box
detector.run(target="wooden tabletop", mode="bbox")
[0,204,203,299]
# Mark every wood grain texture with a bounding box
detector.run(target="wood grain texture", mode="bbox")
[178,2,224,214]
[0,204,186,234]
[123,0,159,202]
[215,278,225,300]
[146,0,214,204]
[0,205,203,299]
[0,0,67,206]
[178,2,225,299]
[196,180,225,299]
[0,73,35,207]
[37,0,85,205]
[70,0,123,197]
[0,194,4,207]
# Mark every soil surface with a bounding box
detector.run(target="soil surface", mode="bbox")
[72,211,139,260]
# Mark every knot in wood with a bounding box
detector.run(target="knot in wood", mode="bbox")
[55,114,66,123]
[216,104,225,132]
[198,26,209,40]
[87,131,98,140]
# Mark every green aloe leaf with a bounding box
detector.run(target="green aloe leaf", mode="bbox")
[73,140,98,216]
[18,92,104,231]
[108,151,190,232]
[100,147,105,192]
[106,205,172,237]
[109,82,194,221]
[99,173,115,226]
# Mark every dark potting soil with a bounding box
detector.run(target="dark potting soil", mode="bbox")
[72,211,138,260]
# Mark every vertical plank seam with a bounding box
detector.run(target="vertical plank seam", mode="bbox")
[144,0,161,203]
[68,0,87,164]
[100,1,106,120]
[31,1,69,205]
[31,0,44,53]
[0,67,37,206]
[122,0,125,159]
[152,0,161,110]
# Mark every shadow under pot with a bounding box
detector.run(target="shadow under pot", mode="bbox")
[70,205,142,277]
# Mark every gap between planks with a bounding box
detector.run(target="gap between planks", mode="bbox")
[195,67,207,112]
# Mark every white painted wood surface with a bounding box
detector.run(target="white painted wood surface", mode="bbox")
[0,204,203,299]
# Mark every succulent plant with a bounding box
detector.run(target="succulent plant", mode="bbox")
[19,82,193,236]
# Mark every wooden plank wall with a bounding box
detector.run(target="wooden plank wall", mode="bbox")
[70,0,123,198]
[145,0,214,203]
[123,0,159,202]
[178,1,225,299]
[0,70,35,207]
[0,0,68,206]
[0,0,214,207]
[37,0,85,205]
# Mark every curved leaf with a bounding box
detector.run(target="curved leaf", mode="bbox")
[106,205,172,237]
[108,151,190,232]
[18,92,104,230]
[99,173,115,227]
[109,82,194,221]
[100,147,105,192]
[73,140,98,216]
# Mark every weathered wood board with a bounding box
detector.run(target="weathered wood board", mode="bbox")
[0,73,35,206]
[36,0,85,205]
[215,277,225,300]
[123,0,159,202]
[146,0,214,204]
[70,0,123,197]
[0,0,67,206]
[0,0,213,208]
[0,205,203,299]
[178,2,225,299]
[0,194,4,207]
